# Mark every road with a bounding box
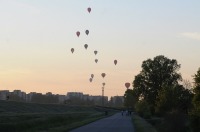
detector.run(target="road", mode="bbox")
[70,113,134,132]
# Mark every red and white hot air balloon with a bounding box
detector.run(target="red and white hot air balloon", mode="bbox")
[125,82,130,89]
[84,44,88,49]
[76,31,80,37]
[71,48,74,53]
[101,73,106,78]
[114,60,117,65]
[87,7,91,13]
[94,50,98,55]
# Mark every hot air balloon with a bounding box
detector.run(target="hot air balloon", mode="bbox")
[94,50,98,55]
[85,30,89,35]
[87,7,91,13]
[84,44,88,49]
[114,60,117,65]
[91,74,94,78]
[102,82,105,86]
[95,59,98,63]
[125,83,130,89]
[101,73,106,78]
[76,31,80,37]
[71,48,74,53]
[89,78,93,82]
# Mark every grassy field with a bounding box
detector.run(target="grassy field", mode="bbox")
[132,114,157,132]
[0,100,116,132]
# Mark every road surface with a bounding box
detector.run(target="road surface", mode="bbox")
[70,113,134,132]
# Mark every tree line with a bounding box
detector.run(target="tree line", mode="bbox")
[124,55,200,132]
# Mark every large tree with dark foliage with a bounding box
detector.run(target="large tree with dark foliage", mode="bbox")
[155,84,193,115]
[133,55,182,112]
[124,89,138,109]
[191,67,200,132]
[192,67,200,112]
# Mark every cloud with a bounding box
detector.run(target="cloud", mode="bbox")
[181,32,200,41]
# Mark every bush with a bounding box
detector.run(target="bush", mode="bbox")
[157,111,190,132]
[135,100,152,119]
[190,112,200,132]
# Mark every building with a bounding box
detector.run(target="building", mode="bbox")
[21,92,26,100]
[66,92,84,99]
[0,90,9,100]
[13,90,22,97]
[46,92,53,96]
[112,96,124,103]
[0,90,110,105]
[89,95,108,105]
[26,92,37,102]
[82,94,89,101]
[110,96,124,107]
[57,95,66,103]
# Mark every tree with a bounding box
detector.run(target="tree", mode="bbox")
[124,89,138,110]
[155,84,193,115]
[192,67,200,113]
[135,100,151,118]
[189,68,200,132]
[182,79,193,89]
[194,68,200,87]
[133,55,182,113]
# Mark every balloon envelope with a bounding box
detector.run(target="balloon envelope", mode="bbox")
[85,30,89,35]
[94,50,98,55]
[89,78,92,82]
[114,60,117,65]
[71,48,74,53]
[76,31,80,37]
[101,73,106,78]
[91,74,94,78]
[84,44,88,49]
[102,83,106,86]
[125,83,130,89]
[87,7,91,13]
[95,59,98,63]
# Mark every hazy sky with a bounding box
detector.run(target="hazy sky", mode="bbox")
[0,0,200,98]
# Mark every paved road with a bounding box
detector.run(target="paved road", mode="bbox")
[70,113,134,132]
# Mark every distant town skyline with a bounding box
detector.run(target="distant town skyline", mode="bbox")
[0,0,200,97]
[0,89,124,107]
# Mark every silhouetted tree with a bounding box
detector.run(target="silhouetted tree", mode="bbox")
[133,55,182,113]
[155,84,193,115]
[124,89,138,110]
[182,79,193,89]
[135,100,151,118]
[190,67,200,132]
[192,67,200,112]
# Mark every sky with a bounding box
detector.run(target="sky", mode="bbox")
[0,0,200,98]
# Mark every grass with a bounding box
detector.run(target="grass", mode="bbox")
[0,100,117,132]
[132,114,157,132]
[0,112,105,132]
[0,100,96,113]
